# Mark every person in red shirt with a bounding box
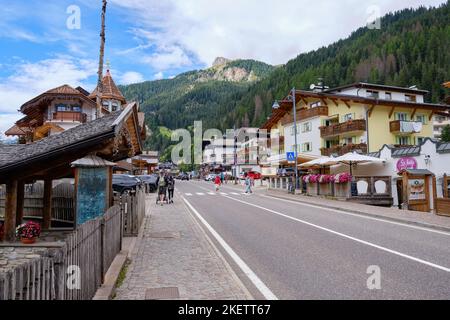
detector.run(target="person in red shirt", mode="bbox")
[214,175,221,192]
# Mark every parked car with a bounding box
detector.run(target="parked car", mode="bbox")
[204,174,216,181]
[112,174,143,194]
[277,168,297,177]
[178,173,190,181]
[240,171,262,180]
[138,175,159,193]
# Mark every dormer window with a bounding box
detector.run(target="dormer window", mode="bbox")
[366,90,379,98]
[405,94,416,102]
[56,104,68,112]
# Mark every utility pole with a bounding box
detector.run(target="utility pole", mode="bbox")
[96,0,107,119]
[292,87,299,190]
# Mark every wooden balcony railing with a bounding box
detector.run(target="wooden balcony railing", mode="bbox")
[52,111,87,123]
[320,119,366,138]
[280,106,329,125]
[390,120,423,133]
[320,143,368,156]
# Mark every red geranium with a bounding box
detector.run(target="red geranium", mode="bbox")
[16,221,41,239]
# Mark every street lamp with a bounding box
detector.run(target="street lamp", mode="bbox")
[272,88,299,191]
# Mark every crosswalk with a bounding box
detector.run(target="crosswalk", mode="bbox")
[184,191,250,197]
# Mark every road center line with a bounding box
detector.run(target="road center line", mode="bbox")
[223,195,450,273]
[259,194,450,236]
[182,196,278,300]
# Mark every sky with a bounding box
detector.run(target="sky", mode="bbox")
[0,0,446,139]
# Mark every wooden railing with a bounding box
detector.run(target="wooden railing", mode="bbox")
[320,119,366,138]
[281,107,329,125]
[321,143,368,156]
[51,112,87,123]
[114,187,146,237]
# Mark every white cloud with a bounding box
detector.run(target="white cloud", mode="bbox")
[0,57,97,134]
[111,0,446,67]
[119,71,145,84]
[154,72,164,80]
[0,113,23,141]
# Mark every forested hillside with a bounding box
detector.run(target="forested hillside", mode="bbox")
[121,2,450,153]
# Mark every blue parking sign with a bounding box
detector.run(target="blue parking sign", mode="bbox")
[287,152,296,162]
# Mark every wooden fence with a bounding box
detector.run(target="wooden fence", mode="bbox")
[116,187,146,237]
[0,205,123,300]
[0,182,74,225]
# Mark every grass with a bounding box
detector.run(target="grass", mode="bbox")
[112,258,131,299]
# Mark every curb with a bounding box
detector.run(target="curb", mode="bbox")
[266,192,450,233]
[92,197,150,300]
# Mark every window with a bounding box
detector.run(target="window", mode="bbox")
[417,137,426,145]
[385,92,392,100]
[366,90,379,98]
[302,142,312,152]
[302,122,312,133]
[395,112,408,121]
[111,103,119,112]
[343,113,353,122]
[405,94,416,102]
[55,104,68,112]
[416,114,426,124]
[396,136,410,145]
[72,105,81,112]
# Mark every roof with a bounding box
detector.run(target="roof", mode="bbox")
[0,112,119,169]
[71,154,116,168]
[400,169,434,176]
[437,142,450,154]
[443,82,450,89]
[115,160,134,171]
[4,124,31,136]
[326,82,429,95]
[391,145,421,158]
[20,84,96,114]
[89,70,126,103]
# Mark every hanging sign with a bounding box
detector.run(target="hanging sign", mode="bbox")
[396,157,418,172]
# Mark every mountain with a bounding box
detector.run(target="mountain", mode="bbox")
[121,2,450,154]
[119,58,276,152]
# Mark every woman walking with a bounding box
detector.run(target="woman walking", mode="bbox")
[214,175,222,192]
[157,172,168,206]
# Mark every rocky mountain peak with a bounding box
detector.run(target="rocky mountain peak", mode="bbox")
[212,57,231,67]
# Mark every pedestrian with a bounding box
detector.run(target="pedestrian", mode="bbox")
[214,175,221,192]
[167,175,175,204]
[220,171,224,184]
[157,172,168,206]
[244,173,252,194]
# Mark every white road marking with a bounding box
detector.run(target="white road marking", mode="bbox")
[182,197,278,300]
[223,195,450,273]
[260,194,450,237]
[208,192,216,195]
[185,193,193,196]
[196,192,205,196]
[220,192,228,196]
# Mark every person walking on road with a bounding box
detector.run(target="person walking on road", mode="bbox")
[220,171,224,184]
[167,175,175,204]
[244,173,252,194]
[214,175,222,192]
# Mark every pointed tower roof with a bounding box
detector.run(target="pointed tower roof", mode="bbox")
[89,69,126,104]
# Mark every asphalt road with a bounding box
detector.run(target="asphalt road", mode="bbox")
[175,180,450,300]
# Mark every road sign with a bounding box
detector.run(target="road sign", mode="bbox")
[286,152,296,162]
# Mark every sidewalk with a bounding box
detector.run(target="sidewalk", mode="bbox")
[266,189,450,232]
[114,193,251,300]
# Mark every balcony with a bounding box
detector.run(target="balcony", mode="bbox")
[51,111,88,123]
[320,143,368,156]
[390,120,423,134]
[298,106,329,120]
[320,119,366,138]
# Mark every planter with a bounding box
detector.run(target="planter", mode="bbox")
[334,182,351,198]
[21,237,37,245]
[318,183,333,196]
[307,183,318,196]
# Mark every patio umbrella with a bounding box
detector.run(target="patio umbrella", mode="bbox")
[300,156,338,168]
[332,152,385,175]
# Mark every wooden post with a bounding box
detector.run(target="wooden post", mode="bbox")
[402,172,409,210]
[5,180,18,241]
[432,175,437,213]
[16,181,25,226]
[43,179,52,230]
